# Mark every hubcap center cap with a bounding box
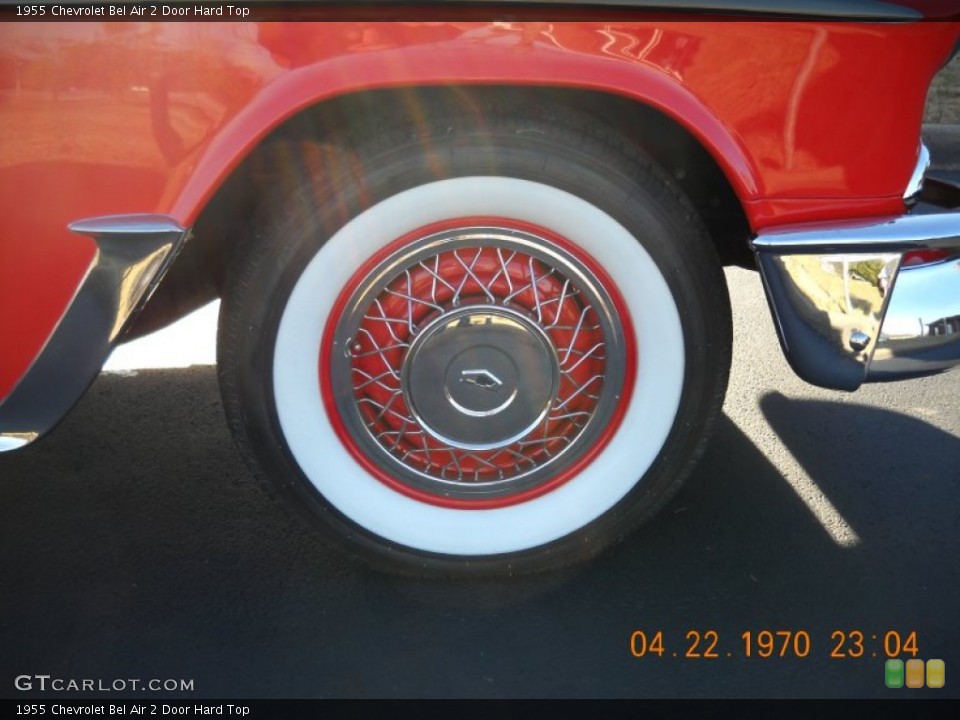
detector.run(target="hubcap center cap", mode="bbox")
[403,306,558,450]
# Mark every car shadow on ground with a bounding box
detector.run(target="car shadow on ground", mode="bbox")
[0,369,956,698]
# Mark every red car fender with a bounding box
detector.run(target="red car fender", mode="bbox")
[170,32,762,225]
[0,20,956,404]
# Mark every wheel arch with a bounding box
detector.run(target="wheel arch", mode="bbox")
[132,81,753,338]
[171,52,760,226]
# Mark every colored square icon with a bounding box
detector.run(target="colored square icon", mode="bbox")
[886,659,904,688]
[905,658,925,688]
[926,659,945,689]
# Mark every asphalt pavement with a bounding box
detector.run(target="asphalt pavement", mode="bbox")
[1,263,957,699]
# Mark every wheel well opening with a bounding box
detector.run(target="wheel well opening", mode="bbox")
[130,85,752,339]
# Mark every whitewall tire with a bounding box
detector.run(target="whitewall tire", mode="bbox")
[218,105,731,574]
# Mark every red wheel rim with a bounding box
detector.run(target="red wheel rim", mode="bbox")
[320,217,636,509]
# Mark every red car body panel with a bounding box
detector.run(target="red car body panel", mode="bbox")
[0,18,956,402]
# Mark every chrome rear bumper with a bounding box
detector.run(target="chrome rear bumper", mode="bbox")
[753,196,960,391]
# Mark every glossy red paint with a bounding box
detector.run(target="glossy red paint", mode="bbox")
[0,19,956,401]
[746,197,908,230]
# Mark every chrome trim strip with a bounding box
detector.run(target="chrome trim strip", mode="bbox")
[752,212,960,255]
[903,142,930,203]
[69,215,185,237]
[752,210,960,391]
[0,214,188,452]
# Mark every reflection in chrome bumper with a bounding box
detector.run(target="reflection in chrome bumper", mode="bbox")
[872,256,960,380]
[752,212,960,390]
[0,215,188,451]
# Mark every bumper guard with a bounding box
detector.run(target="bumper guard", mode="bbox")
[752,180,960,391]
[0,215,187,451]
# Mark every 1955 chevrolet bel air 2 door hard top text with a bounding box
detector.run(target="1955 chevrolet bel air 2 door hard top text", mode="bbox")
[0,1,958,574]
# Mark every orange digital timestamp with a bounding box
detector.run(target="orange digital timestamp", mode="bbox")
[628,630,733,659]
[629,630,921,659]
[830,630,919,659]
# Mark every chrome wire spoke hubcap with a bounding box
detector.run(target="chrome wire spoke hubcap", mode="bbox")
[326,225,628,504]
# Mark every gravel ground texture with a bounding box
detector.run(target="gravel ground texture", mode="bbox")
[926,54,960,124]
